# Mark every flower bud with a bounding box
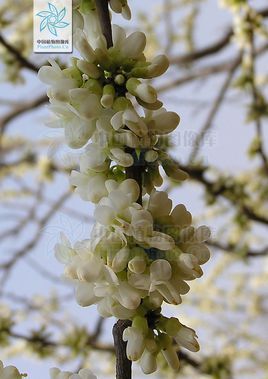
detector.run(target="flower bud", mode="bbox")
[121,3,131,20]
[147,55,169,77]
[109,0,122,13]
[140,349,157,374]
[161,345,180,371]
[114,74,125,85]
[162,159,189,181]
[174,323,200,352]
[101,84,115,108]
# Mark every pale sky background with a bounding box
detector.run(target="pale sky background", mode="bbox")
[1,0,268,378]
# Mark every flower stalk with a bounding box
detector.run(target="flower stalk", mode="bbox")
[95,1,133,378]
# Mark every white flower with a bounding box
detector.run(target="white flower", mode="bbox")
[128,259,183,305]
[123,326,146,361]
[109,0,131,20]
[74,29,97,62]
[164,317,200,352]
[55,234,142,315]
[146,55,169,78]
[123,316,149,361]
[130,208,175,250]
[145,107,180,135]
[120,31,146,59]
[140,349,157,374]
[80,143,109,172]
[93,179,140,228]
[94,266,141,311]
[47,99,99,149]
[161,345,180,371]
[111,108,148,137]
[70,170,108,203]
[126,78,157,104]
[38,59,79,102]
[0,361,23,379]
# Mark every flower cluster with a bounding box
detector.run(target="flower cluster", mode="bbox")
[50,367,97,379]
[76,0,131,20]
[39,3,211,375]
[0,361,98,379]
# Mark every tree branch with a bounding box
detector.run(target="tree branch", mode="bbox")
[169,6,268,66]
[0,34,39,72]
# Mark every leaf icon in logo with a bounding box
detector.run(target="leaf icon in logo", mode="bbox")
[55,22,69,28]
[48,23,57,36]
[36,3,69,37]
[48,2,58,15]
[40,18,48,31]
[57,8,66,22]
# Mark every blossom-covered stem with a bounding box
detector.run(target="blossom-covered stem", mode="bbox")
[125,148,144,205]
[95,1,133,378]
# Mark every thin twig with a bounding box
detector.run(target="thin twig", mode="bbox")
[169,6,268,65]
[188,59,239,162]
